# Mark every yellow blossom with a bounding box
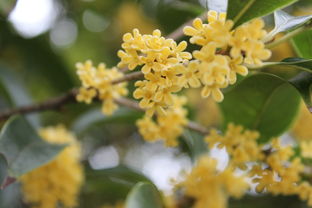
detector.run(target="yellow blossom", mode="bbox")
[118,28,191,116]
[182,156,248,208]
[136,95,188,147]
[205,123,263,168]
[20,125,84,208]
[76,60,128,115]
[183,11,271,102]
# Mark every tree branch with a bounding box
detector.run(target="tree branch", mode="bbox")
[0,13,211,135]
[0,89,78,121]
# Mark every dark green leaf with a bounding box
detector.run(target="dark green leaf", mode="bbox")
[227,0,298,27]
[260,58,312,111]
[0,116,65,178]
[292,29,312,59]
[81,165,152,207]
[219,73,301,143]
[265,10,312,42]
[263,57,312,73]
[289,72,312,112]
[126,182,163,208]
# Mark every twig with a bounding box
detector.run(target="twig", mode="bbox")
[0,71,144,122]
[0,13,211,135]
[0,89,78,121]
[186,121,210,135]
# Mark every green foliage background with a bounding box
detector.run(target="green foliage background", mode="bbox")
[0,0,312,207]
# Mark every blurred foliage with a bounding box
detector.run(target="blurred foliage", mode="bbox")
[0,0,312,208]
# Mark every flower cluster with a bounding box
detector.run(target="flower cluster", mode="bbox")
[76,60,128,115]
[205,123,263,169]
[183,11,271,102]
[181,156,248,208]
[250,139,304,195]
[20,125,84,208]
[136,95,188,147]
[202,124,312,207]
[118,29,191,116]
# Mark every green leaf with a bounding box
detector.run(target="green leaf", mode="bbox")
[0,65,40,127]
[81,165,152,207]
[72,107,143,134]
[182,130,207,160]
[292,29,312,59]
[126,182,163,208]
[264,10,312,42]
[260,58,312,111]
[227,0,298,27]
[0,0,17,16]
[289,72,312,112]
[0,116,65,178]
[263,57,312,73]
[219,73,301,143]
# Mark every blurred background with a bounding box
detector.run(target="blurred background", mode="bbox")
[0,0,312,207]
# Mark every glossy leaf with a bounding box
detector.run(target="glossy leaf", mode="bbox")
[227,0,298,27]
[265,10,312,42]
[0,65,40,127]
[292,28,312,59]
[264,57,312,72]
[126,182,163,208]
[0,116,65,178]
[219,73,301,143]
[289,72,312,112]
[81,166,152,207]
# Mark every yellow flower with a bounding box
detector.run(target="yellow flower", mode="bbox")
[20,126,84,208]
[229,19,271,65]
[76,87,97,104]
[183,11,232,48]
[119,29,191,116]
[183,11,271,102]
[136,95,188,147]
[182,156,248,208]
[76,60,128,115]
[118,29,191,72]
[205,123,263,168]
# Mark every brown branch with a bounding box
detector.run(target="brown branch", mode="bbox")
[0,89,78,121]
[0,71,144,122]
[0,13,211,136]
